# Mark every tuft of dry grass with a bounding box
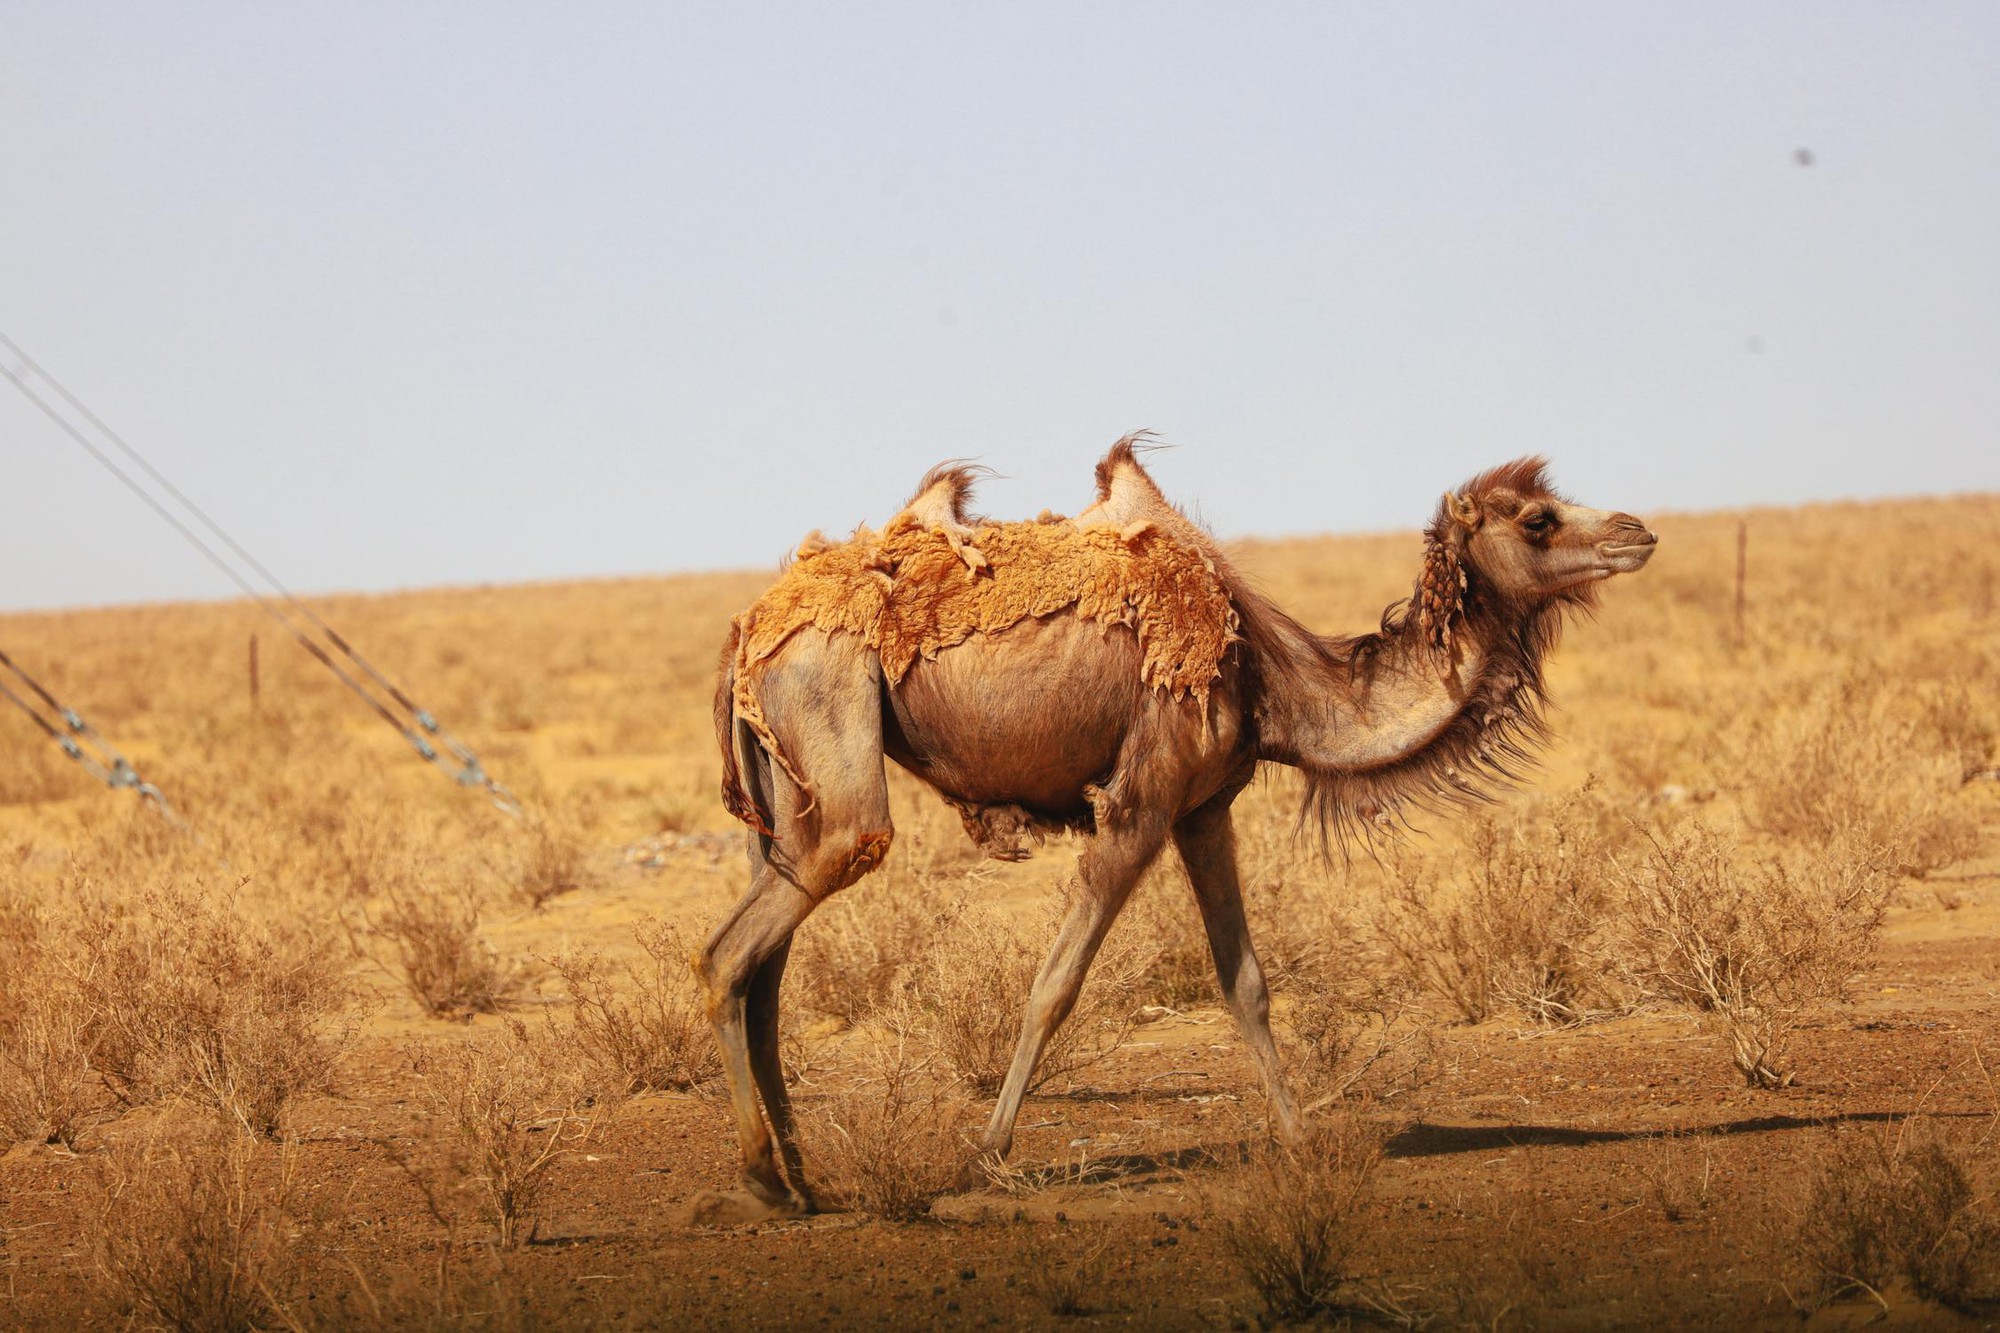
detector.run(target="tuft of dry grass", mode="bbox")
[789,878,937,1028]
[92,1120,309,1333]
[545,916,719,1097]
[801,1028,971,1221]
[1015,1224,1113,1317]
[407,1021,601,1249]
[1788,1119,2000,1312]
[65,884,353,1136]
[1374,793,1627,1027]
[0,906,108,1148]
[371,884,532,1020]
[1637,1130,1716,1224]
[507,807,595,911]
[1282,960,1435,1112]
[1733,674,1981,879]
[0,981,107,1149]
[1621,825,1891,1088]
[1212,1112,1385,1323]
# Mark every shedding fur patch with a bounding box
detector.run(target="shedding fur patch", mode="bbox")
[727,511,1238,807]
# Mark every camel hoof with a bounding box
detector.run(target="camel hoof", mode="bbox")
[683,1189,806,1228]
[954,1150,1003,1194]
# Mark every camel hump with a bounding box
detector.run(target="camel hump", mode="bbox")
[901,460,989,529]
[1077,432,1211,554]
[1090,430,1166,510]
[898,459,992,572]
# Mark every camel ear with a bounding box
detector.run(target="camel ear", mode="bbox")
[1444,491,1482,531]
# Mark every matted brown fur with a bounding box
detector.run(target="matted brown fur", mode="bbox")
[724,507,1238,820]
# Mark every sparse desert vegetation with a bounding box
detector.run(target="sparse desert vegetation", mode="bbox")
[2,493,1999,1327]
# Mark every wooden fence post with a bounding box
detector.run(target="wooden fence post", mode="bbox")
[1732,520,1747,649]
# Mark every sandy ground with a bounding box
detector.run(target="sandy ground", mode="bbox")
[5,799,2000,1330]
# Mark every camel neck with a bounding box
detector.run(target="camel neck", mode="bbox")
[1247,592,1548,819]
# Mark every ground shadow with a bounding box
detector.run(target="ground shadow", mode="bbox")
[996,1107,1996,1189]
[1386,1108,1994,1160]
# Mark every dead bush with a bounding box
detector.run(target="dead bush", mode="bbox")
[790,879,937,1027]
[372,884,531,1019]
[68,884,353,1135]
[1213,1112,1384,1322]
[1282,962,1435,1112]
[93,1121,308,1333]
[545,916,719,1097]
[0,973,107,1148]
[801,1028,971,1221]
[1622,826,1891,1088]
[1737,679,1980,877]
[1015,1223,1112,1316]
[1918,679,1998,783]
[1375,796,1624,1026]
[508,809,593,911]
[408,1022,600,1249]
[1637,1131,1716,1224]
[1789,1119,2000,1311]
[913,896,1139,1095]
[0,910,109,1147]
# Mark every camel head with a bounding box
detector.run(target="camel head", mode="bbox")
[1417,458,1655,645]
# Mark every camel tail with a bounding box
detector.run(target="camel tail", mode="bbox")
[714,623,774,836]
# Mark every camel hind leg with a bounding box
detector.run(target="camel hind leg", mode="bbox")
[697,634,893,1214]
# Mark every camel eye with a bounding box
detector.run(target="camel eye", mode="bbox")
[1521,510,1557,537]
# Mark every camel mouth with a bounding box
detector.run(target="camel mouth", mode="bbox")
[1597,536,1658,573]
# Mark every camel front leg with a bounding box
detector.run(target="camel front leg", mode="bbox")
[978,816,1168,1159]
[1172,799,1305,1145]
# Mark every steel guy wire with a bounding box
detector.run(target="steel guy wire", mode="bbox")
[0,333,519,817]
[0,646,185,827]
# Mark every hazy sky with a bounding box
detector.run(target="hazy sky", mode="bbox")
[3,4,1995,611]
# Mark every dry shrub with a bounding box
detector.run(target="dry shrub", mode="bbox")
[1737,677,1980,877]
[545,916,719,1097]
[1622,826,1891,1088]
[802,1029,971,1221]
[1375,795,1624,1026]
[790,878,938,1027]
[93,1121,307,1333]
[508,808,594,911]
[68,884,352,1135]
[1638,1130,1716,1224]
[1015,1224,1112,1317]
[1263,885,1433,1109]
[1919,679,1998,783]
[0,975,107,1148]
[1790,1119,2000,1311]
[408,1022,600,1248]
[0,908,109,1147]
[913,896,1138,1094]
[372,884,531,1019]
[1283,963,1434,1112]
[1213,1113,1384,1322]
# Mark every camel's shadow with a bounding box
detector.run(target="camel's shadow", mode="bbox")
[1007,1107,1992,1188]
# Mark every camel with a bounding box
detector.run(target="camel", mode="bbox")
[697,436,1657,1215]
